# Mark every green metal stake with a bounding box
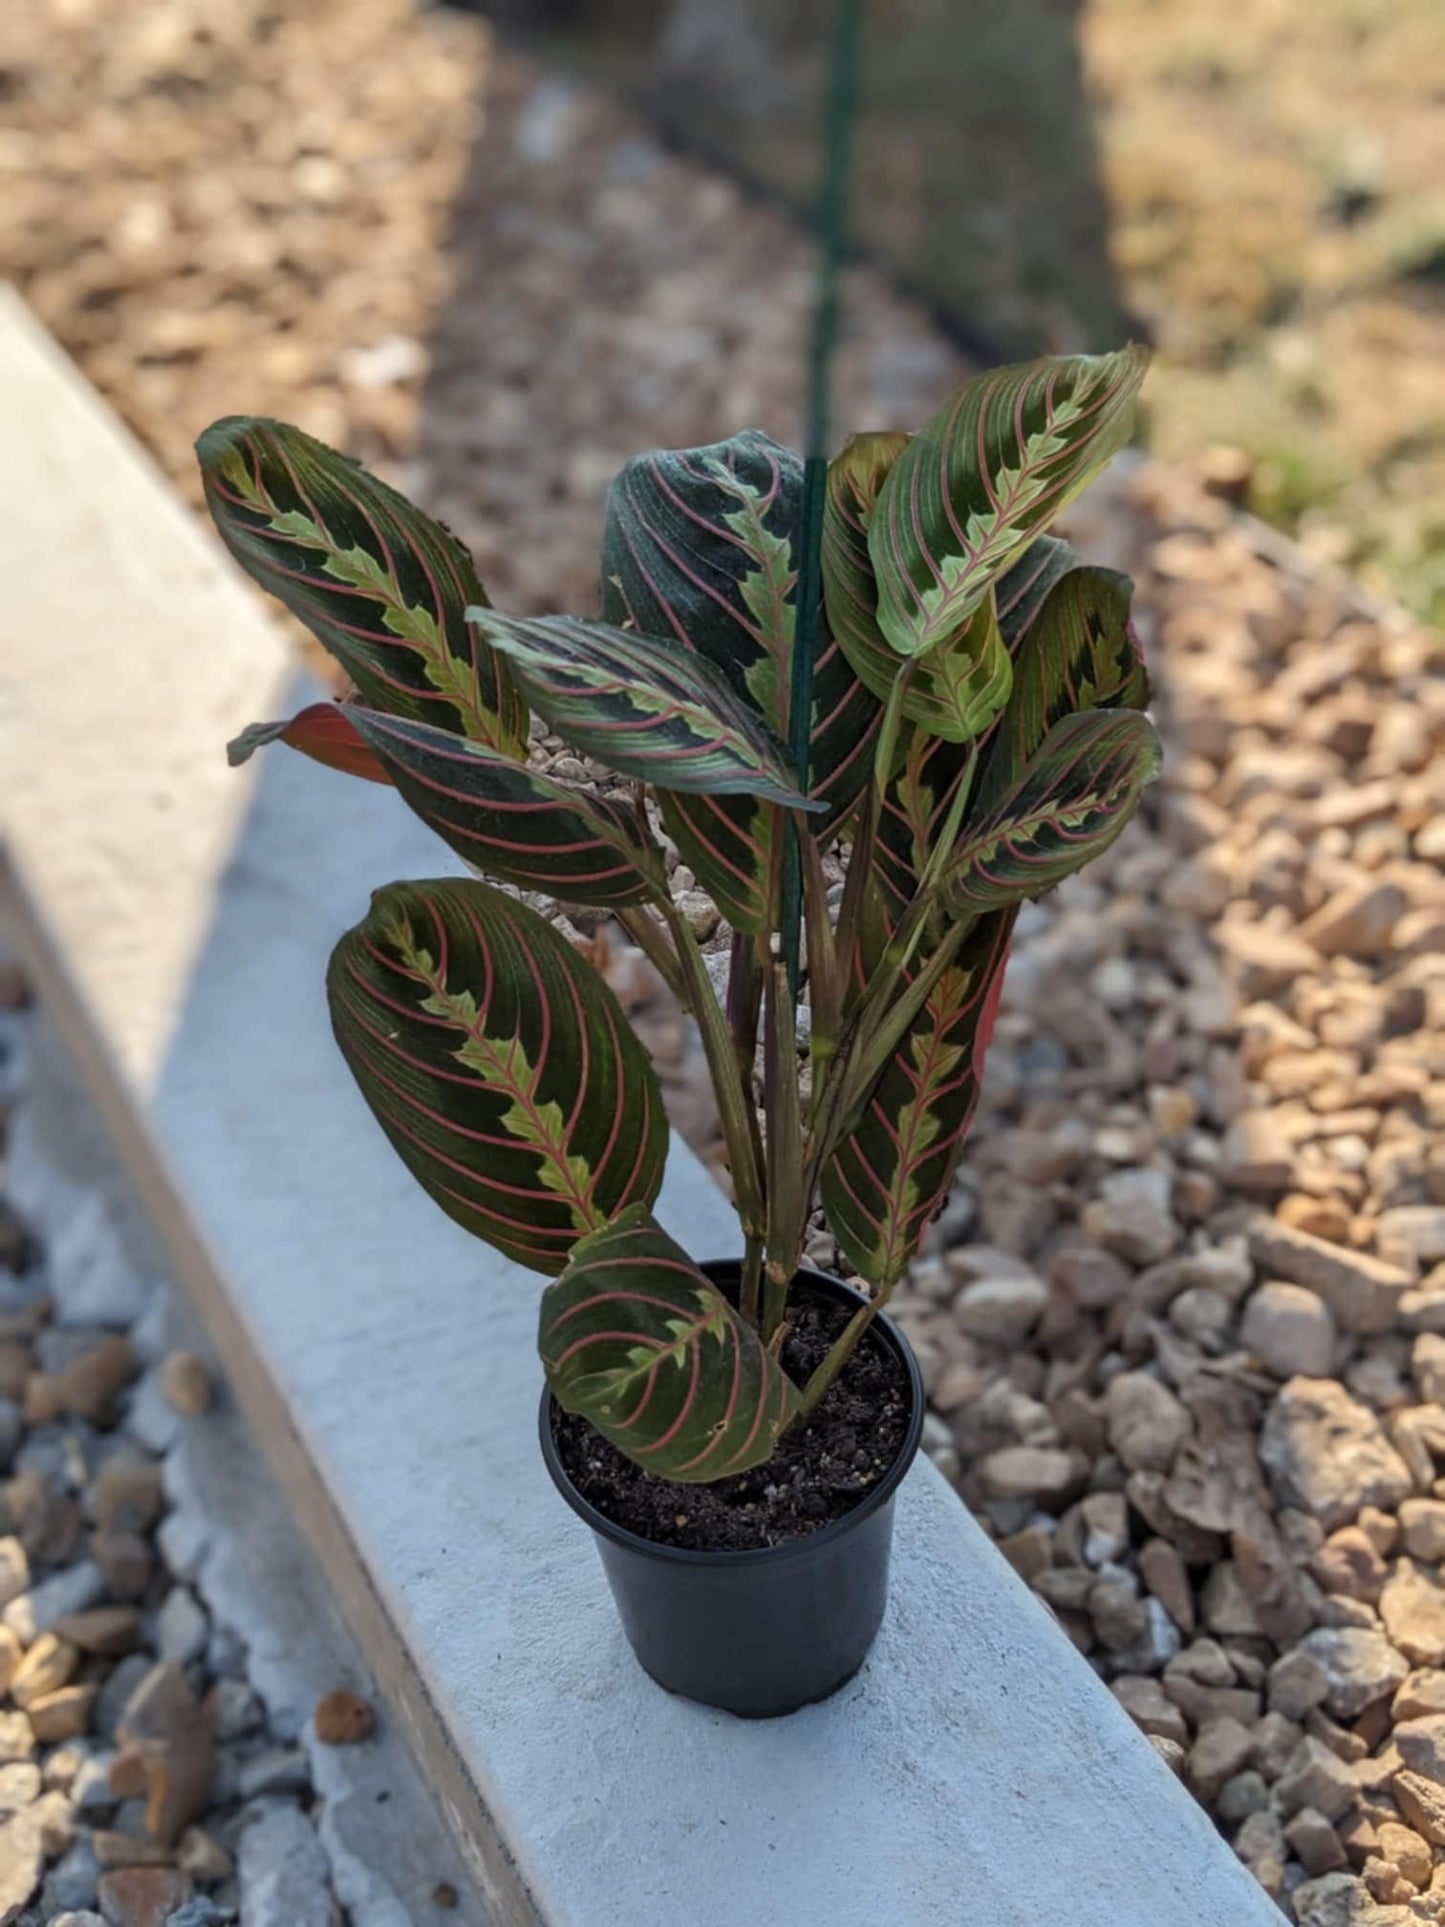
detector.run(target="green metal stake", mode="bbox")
[780,0,863,999]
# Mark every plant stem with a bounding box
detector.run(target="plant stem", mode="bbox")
[661,899,767,1258]
[761,959,805,1342]
[615,904,685,1004]
[725,929,762,1086]
[831,782,876,1032]
[797,1286,892,1421]
[797,810,840,1079]
[741,1230,764,1327]
[872,670,910,800]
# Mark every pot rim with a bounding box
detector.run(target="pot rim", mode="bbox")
[538,1261,925,1571]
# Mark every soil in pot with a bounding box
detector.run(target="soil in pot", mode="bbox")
[549,1287,910,1554]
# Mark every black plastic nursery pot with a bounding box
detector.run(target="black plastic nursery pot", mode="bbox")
[539,1263,925,1719]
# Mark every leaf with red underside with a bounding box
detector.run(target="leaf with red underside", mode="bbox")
[539,1205,800,1481]
[344,708,666,909]
[821,911,1016,1291]
[327,878,668,1277]
[227,703,393,784]
[197,416,527,757]
[869,347,1148,661]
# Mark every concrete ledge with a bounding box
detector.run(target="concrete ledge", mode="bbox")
[0,288,1285,1926]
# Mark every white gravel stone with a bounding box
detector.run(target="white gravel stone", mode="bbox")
[157,1586,209,1666]
[238,1804,333,1927]
[954,1274,1048,1343]
[1259,1377,1413,1529]
[43,1193,151,1329]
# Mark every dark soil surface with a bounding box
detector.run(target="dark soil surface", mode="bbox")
[550,1292,913,1553]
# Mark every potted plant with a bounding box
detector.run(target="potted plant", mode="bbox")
[198,344,1159,1718]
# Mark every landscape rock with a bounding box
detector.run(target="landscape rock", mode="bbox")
[1276,1735,1359,1820]
[1082,1168,1180,1264]
[313,1689,375,1748]
[237,1805,332,1927]
[95,1866,191,1927]
[1105,1373,1192,1474]
[1247,1221,1414,1335]
[1380,1562,1445,1667]
[1241,1282,1337,1377]
[1187,1716,1256,1801]
[1260,1378,1414,1528]
[1392,1770,1445,1846]
[158,1354,211,1419]
[1297,1628,1410,1720]
[954,1274,1048,1343]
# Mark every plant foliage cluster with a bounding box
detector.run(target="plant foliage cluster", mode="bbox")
[201,345,1159,1484]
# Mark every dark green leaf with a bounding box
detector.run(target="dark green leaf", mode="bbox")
[974,565,1150,811]
[328,878,668,1276]
[602,433,878,932]
[540,1205,800,1482]
[822,913,1015,1291]
[468,611,815,809]
[869,347,1148,660]
[944,709,1162,916]
[344,709,667,908]
[197,416,527,757]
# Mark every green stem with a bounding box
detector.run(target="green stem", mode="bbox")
[661,900,766,1245]
[615,904,685,1004]
[796,1284,894,1421]
[741,1231,765,1330]
[762,959,806,1342]
[797,810,840,1082]
[832,782,876,1032]
[872,670,910,799]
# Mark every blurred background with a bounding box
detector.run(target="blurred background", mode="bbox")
[2,0,1442,621]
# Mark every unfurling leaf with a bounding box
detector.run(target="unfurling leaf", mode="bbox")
[945,708,1162,916]
[868,346,1149,660]
[468,610,815,809]
[540,1205,801,1481]
[227,703,392,784]
[820,430,912,703]
[197,417,527,757]
[345,708,667,908]
[603,433,878,932]
[822,913,1015,1291]
[328,878,668,1275]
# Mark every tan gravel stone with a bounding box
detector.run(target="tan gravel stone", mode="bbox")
[1375,1820,1432,1891]
[10,1634,79,1710]
[1393,1769,1445,1846]
[159,1350,213,1417]
[1381,1561,1445,1667]
[1187,1716,1257,1802]
[1105,1372,1192,1474]
[1261,1377,1414,1527]
[1277,1735,1360,1820]
[1248,1220,1415,1334]
[1394,1670,1445,1721]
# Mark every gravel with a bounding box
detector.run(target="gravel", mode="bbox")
[0,994,477,1925]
